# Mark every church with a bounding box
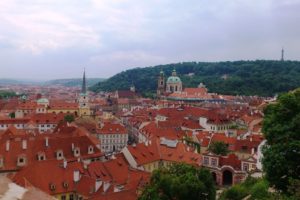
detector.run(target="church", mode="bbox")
[78,69,91,117]
[157,69,225,103]
[157,69,182,97]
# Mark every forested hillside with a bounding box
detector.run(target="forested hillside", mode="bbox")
[90,60,300,97]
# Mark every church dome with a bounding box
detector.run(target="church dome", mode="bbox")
[167,69,181,84]
[167,76,181,84]
[37,98,49,104]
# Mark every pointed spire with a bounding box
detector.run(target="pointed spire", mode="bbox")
[81,68,87,94]
[281,47,284,61]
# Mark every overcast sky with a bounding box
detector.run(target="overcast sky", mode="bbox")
[0,0,299,80]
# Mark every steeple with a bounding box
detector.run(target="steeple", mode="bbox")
[281,48,284,61]
[81,68,87,94]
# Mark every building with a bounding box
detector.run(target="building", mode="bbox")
[122,138,200,172]
[95,122,128,153]
[202,153,248,186]
[78,70,91,117]
[166,69,182,93]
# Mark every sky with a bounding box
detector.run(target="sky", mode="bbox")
[0,0,300,80]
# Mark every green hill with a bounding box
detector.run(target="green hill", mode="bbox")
[90,60,300,97]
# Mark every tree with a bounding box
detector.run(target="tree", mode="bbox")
[64,114,75,123]
[262,88,300,194]
[139,163,216,200]
[9,112,15,118]
[208,141,229,156]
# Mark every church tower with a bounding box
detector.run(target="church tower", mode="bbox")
[78,69,91,117]
[157,69,165,97]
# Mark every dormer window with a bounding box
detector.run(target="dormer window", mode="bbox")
[56,150,64,160]
[88,146,94,154]
[74,147,80,157]
[17,155,27,167]
[203,156,209,165]
[49,183,56,191]
[211,158,217,167]
[37,152,46,161]
[62,181,69,189]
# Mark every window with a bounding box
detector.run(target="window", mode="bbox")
[211,158,217,167]
[203,157,209,165]
[61,195,66,200]
[69,194,74,200]
[243,163,249,171]
[56,150,64,160]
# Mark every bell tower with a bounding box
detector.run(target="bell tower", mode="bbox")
[157,69,165,97]
[78,69,91,117]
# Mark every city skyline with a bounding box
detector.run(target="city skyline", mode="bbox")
[0,0,300,79]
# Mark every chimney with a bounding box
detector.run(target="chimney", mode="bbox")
[71,143,75,151]
[45,137,49,147]
[73,170,80,182]
[6,140,10,151]
[63,160,67,169]
[251,148,255,155]
[22,140,27,150]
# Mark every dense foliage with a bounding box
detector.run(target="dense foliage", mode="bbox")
[139,163,215,200]
[0,90,16,99]
[220,177,271,200]
[90,60,300,96]
[64,114,75,123]
[208,141,229,156]
[262,88,300,195]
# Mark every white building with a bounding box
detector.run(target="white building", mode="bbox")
[95,122,128,153]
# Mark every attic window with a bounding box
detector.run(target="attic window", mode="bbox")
[49,183,56,191]
[37,153,46,161]
[74,147,80,157]
[17,156,26,166]
[88,146,94,154]
[56,150,64,160]
[62,181,69,188]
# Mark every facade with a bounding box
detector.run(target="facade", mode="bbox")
[202,153,248,186]
[95,122,128,153]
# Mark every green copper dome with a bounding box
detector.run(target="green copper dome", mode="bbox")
[167,76,181,84]
[37,98,49,103]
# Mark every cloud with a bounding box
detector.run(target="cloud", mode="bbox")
[0,0,100,54]
[0,0,299,79]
